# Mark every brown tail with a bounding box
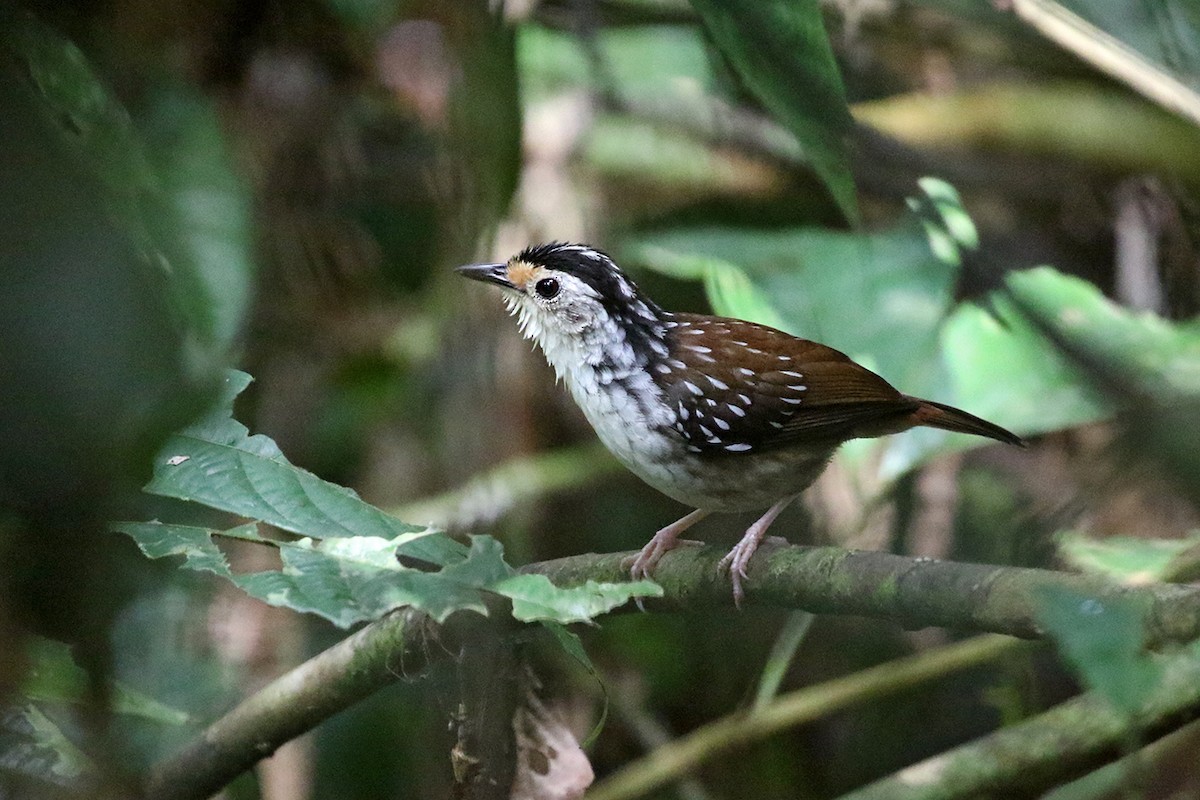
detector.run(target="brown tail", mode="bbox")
[906,397,1025,447]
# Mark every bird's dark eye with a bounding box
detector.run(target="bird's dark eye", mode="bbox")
[534,277,560,299]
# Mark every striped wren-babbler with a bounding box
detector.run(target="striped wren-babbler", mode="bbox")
[460,242,1023,605]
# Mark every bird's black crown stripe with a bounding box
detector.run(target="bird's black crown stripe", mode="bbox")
[518,242,668,368]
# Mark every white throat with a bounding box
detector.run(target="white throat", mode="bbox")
[504,294,676,468]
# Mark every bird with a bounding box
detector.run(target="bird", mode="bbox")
[459,242,1023,605]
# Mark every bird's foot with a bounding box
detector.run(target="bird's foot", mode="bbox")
[625,509,712,611]
[716,539,757,609]
[716,496,799,608]
[627,537,702,611]
[625,536,702,582]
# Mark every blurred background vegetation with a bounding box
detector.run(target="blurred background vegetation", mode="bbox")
[2,0,1200,798]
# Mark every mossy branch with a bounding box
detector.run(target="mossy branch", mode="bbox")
[527,544,1200,645]
[143,543,1200,800]
[589,634,1030,800]
[839,644,1200,800]
[142,608,436,800]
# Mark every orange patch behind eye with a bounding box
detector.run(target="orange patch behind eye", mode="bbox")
[506,259,541,290]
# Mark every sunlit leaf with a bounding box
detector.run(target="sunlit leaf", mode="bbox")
[116,522,656,627]
[144,371,464,568]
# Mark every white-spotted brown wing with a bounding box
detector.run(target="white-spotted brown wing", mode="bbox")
[652,314,920,454]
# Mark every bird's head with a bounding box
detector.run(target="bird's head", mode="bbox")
[457,242,667,371]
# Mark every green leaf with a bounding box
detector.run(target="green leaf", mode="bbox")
[127,370,657,627]
[941,285,1108,438]
[945,266,1200,440]
[0,10,221,508]
[20,638,189,725]
[1004,267,1200,398]
[115,521,461,627]
[144,371,465,568]
[1035,585,1163,715]
[495,575,662,624]
[116,522,658,627]
[687,0,858,222]
[139,90,254,350]
[542,622,609,746]
[1058,531,1200,584]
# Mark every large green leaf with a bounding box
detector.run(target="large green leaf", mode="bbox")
[687,0,858,222]
[139,90,254,350]
[0,11,222,507]
[144,371,463,568]
[945,266,1200,438]
[940,282,1107,438]
[130,370,660,625]
[116,522,659,627]
[1035,585,1164,716]
[21,638,188,725]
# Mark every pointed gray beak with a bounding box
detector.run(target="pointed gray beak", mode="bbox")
[456,262,515,290]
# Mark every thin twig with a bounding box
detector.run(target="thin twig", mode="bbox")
[753,611,815,711]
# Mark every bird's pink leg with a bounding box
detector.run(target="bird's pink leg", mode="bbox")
[718,494,799,607]
[629,508,711,582]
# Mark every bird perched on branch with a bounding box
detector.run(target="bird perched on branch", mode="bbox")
[460,242,1022,605]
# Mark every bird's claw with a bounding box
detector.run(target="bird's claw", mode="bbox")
[625,538,703,611]
[716,544,754,608]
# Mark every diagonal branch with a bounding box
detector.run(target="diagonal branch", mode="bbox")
[838,644,1200,800]
[588,634,1031,800]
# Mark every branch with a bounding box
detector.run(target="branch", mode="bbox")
[144,543,1200,799]
[142,608,437,800]
[839,645,1200,800]
[1007,0,1200,127]
[589,634,1029,800]
[526,544,1200,645]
